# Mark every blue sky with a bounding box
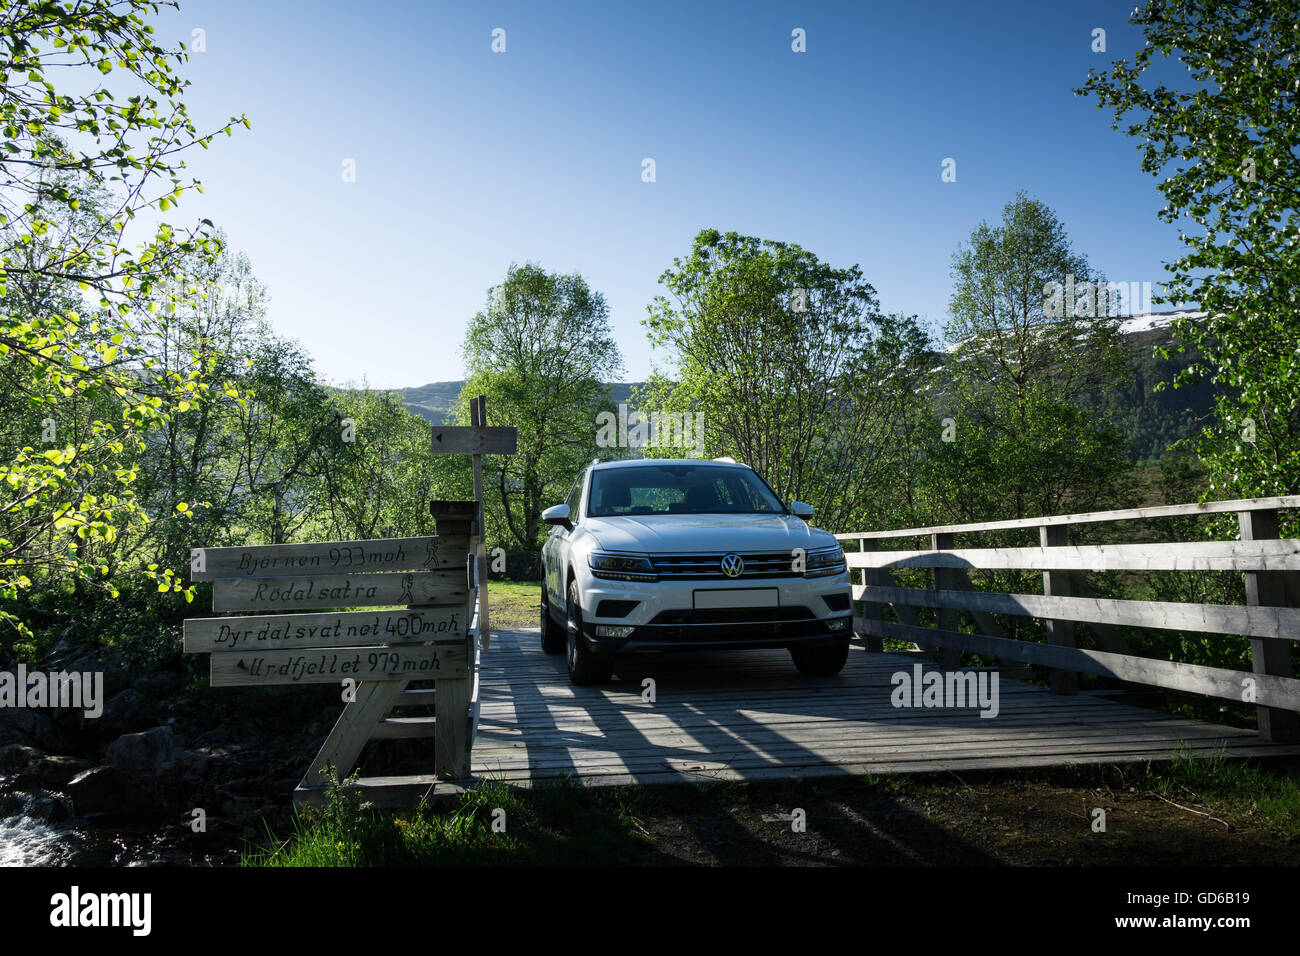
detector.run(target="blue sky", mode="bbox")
[152,0,1182,389]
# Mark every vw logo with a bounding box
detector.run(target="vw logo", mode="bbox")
[720,553,744,578]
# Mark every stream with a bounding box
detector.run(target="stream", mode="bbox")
[0,785,211,866]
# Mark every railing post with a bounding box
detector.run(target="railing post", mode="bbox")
[858,539,883,653]
[931,532,961,670]
[1040,524,1078,695]
[1239,508,1299,742]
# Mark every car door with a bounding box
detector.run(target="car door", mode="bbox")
[546,469,586,607]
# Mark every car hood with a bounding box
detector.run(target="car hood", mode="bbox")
[582,513,838,554]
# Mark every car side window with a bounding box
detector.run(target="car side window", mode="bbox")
[726,475,760,511]
[565,471,585,520]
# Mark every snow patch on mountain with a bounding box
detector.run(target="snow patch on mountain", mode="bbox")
[1118,310,1205,335]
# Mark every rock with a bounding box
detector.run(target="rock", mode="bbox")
[105,726,175,776]
[0,707,74,753]
[35,755,96,789]
[131,672,183,699]
[104,669,132,698]
[66,766,131,815]
[65,760,179,817]
[50,648,130,699]
[155,747,207,799]
[92,689,159,741]
[89,727,211,814]
[49,704,89,735]
[37,755,96,789]
[195,729,235,749]
[27,792,75,824]
[219,795,261,817]
[0,743,34,772]
[0,744,93,789]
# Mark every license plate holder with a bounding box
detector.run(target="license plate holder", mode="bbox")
[692,588,779,610]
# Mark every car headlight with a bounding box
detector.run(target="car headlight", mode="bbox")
[588,551,659,582]
[804,545,846,578]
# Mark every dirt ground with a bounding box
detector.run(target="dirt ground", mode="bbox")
[566,765,1300,866]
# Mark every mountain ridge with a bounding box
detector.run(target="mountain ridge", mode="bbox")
[372,312,1215,462]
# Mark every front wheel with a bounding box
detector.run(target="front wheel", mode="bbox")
[566,580,613,685]
[790,635,850,677]
[540,585,564,654]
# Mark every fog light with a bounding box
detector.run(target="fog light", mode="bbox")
[595,625,634,638]
[827,617,850,632]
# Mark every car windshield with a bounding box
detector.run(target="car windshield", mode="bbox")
[588,465,786,517]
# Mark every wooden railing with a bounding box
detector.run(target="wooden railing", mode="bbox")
[835,496,1300,742]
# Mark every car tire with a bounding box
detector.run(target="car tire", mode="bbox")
[790,635,850,677]
[566,579,613,685]
[540,585,565,654]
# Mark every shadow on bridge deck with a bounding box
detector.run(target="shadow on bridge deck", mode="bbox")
[471,629,1300,787]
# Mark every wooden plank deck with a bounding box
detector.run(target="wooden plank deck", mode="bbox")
[470,629,1300,786]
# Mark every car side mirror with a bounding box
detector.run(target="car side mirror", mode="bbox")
[790,501,814,520]
[542,503,573,530]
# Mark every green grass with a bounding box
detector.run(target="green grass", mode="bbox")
[486,579,541,630]
[241,774,650,867]
[1149,745,1300,837]
[240,755,1300,866]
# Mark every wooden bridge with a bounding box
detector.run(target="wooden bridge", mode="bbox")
[464,633,1296,787]
[290,495,1300,804]
[459,495,1300,791]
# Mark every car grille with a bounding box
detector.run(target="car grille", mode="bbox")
[633,606,833,642]
[649,606,815,625]
[649,551,798,580]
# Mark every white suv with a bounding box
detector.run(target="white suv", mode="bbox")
[540,458,853,684]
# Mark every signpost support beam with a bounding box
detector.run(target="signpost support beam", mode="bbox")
[304,680,409,787]
[470,395,492,651]
[431,502,475,781]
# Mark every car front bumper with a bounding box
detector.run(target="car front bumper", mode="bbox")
[578,570,853,655]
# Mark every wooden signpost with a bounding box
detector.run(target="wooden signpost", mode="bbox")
[209,644,466,687]
[430,395,516,652]
[210,570,467,612]
[190,536,458,579]
[184,507,479,807]
[183,402,517,808]
[183,607,466,652]
[431,425,517,456]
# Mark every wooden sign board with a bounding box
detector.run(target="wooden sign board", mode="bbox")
[212,570,467,612]
[210,642,469,687]
[183,607,465,653]
[191,536,457,582]
[430,426,517,455]
[186,509,482,801]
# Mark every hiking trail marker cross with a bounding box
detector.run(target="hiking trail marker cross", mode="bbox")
[182,400,516,808]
